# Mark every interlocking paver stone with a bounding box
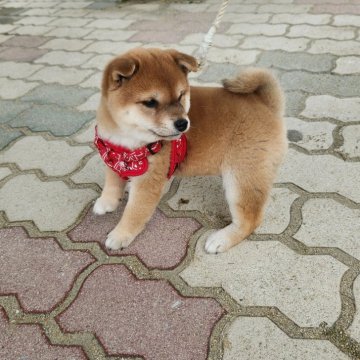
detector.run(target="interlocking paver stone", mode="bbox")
[57,265,224,359]
[197,63,246,85]
[181,237,347,327]
[288,24,355,40]
[69,202,201,269]
[278,149,360,202]
[0,77,38,99]
[21,8,59,16]
[309,40,360,55]
[40,38,93,52]
[0,308,87,359]
[0,227,94,312]
[79,72,102,88]
[0,61,42,78]
[58,1,92,9]
[84,29,136,42]
[0,35,12,43]
[0,174,97,231]
[334,56,360,74]
[77,92,100,112]
[15,16,53,26]
[340,125,360,158]
[311,4,360,14]
[270,13,331,24]
[45,26,93,39]
[281,71,360,97]
[181,33,239,48]
[10,25,52,36]
[1,136,93,176]
[295,199,360,259]
[0,167,11,180]
[206,48,259,65]
[168,176,229,225]
[224,13,271,23]
[29,66,94,86]
[72,122,95,143]
[82,40,141,54]
[70,153,104,187]
[349,275,360,342]
[85,19,134,29]
[224,317,349,360]
[333,14,360,27]
[80,53,113,70]
[241,36,309,52]
[0,24,16,33]
[227,23,287,36]
[1,34,48,47]
[286,91,309,117]
[21,83,96,107]
[286,117,336,150]
[301,95,360,122]
[257,51,334,72]
[48,17,92,28]
[256,188,299,234]
[9,104,94,136]
[0,128,23,150]
[0,46,47,62]
[0,99,32,123]
[258,4,311,12]
[34,50,94,67]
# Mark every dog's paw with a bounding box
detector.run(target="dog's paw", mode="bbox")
[93,196,120,215]
[205,227,234,254]
[105,229,135,250]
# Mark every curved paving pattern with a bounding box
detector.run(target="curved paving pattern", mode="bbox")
[0,308,87,360]
[1,0,360,359]
[57,265,224,360]
[68,205,201,269]
[0,227,95,312]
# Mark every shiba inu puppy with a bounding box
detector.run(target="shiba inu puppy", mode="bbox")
[93,47,287,253]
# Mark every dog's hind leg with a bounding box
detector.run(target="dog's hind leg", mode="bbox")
[205,169,270,253]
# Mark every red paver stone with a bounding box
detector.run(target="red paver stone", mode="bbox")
[2,35,49,48]
[0,227,95,312]
[0,46,48,62]
[0,307,86,360]
[68,203,201,269]
[57,265,224,360]
[311,4,360,14]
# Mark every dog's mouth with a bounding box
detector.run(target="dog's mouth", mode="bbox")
[150,130,181,139]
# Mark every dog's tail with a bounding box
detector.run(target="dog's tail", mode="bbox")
[222,68,284,116]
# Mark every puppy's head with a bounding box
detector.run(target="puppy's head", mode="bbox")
[101,48,198,143]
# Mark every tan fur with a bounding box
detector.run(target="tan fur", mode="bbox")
[94,48,287,253]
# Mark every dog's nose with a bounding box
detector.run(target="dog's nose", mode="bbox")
[174,118,189,132]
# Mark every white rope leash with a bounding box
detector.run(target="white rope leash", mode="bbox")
[195,0,229,69]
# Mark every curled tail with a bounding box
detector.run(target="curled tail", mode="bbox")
[222,68,284,116]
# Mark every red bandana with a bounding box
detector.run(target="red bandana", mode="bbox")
[94,126,187,180]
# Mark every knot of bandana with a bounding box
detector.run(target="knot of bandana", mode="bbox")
[94,126,187,180]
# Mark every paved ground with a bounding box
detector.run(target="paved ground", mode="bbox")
[0,0,360,359]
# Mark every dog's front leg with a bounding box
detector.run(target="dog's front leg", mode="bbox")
[93,167,126,215]
[105,173,167,250]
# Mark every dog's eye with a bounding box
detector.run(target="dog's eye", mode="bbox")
[142,99,158,108]
[178,92,184,102]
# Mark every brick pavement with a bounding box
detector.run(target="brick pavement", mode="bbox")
[0,0,360,359]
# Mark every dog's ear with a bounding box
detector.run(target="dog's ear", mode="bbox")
[102,56,137,92]
[169,50,199,74]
